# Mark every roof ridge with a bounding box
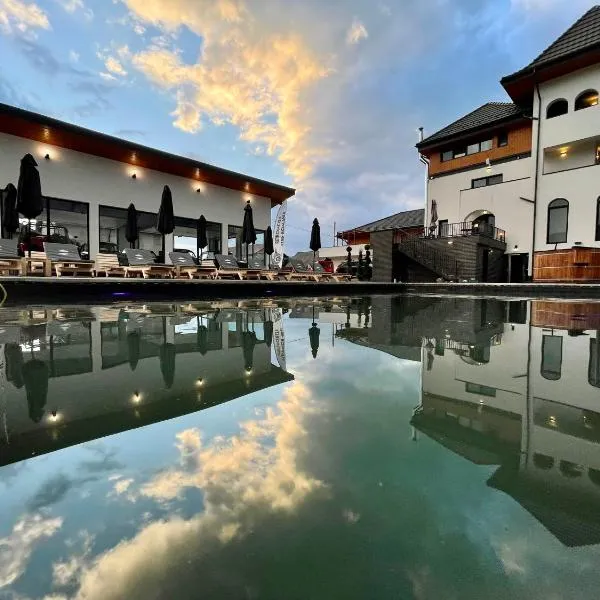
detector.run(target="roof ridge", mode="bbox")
[342,208,424,232]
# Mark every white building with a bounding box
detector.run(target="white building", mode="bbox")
[416,5,600,282]
[0,103,294,262]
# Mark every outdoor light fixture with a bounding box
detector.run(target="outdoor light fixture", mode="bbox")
[559,147,568,159]
[132,391,141,404]
[195,378,204,387]
[131,173,137,179]
[245,368,253,376]
[447,240,453,245]
[196,188,202,193]
[44,153,50,161]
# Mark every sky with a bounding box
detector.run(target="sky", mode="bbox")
[0,0,597,252]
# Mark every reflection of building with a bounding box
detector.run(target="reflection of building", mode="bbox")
[0,103,293,261]
[412,299,600,546]
[0,305,293,467]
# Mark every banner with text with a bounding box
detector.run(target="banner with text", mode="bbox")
[271,308,287,372]
[272,200,287,269]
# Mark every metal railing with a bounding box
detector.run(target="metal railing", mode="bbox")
[433,221,506,242]
[395,233,459,281]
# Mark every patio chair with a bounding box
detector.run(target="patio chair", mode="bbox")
[246,256,279,280]
[25,251,52,276]
[214,254,247,280]
[282,259,319,281]
[44,243,94,277]
[123,249,174,279]
[0,238,25,275]
[313,262,349,282]
[94,253,126,277]
[169,252,216,280]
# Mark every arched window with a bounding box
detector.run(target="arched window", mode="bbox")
[560,460,583,478]
[541,334,562,380]
[574,89,598,111]
[546,98,568,119]
[547,198,568,244]
[533,453,554,470]
[596,198,600,241]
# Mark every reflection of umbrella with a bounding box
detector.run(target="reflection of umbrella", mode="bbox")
[2,183,19,239]
[157,185,174,262]
[125,203,138,248]
[264,226,274,269]
[127,332,140,371]
[242,330,257,371]
[425,340,435,371]
[309,218,321,270]
[159,343,176,389]
[196,322,208,356]
[5,343,24,388]
[264,320,273,348]
[242,200,256,262]
[17,154,44,258]
[22,359,48,423]
[197,215,208,262]
[309,322,320,359]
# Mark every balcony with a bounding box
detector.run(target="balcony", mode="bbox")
[429,221,506,243]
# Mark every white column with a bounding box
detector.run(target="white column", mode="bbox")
[221,222,228,255]
[88,203,100,261]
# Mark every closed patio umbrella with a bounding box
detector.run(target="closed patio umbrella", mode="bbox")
[125,203,138,249]
[5,342,24,388]
[196,320,208,356]
[264,319,273,348]
[242,330,257,372]
[197,215,208,262]
[17,154,43,257]
[309,218,321,269]
[309,322,320,359]
[264,226,274,268]
[242,200,256,262]
[157,185,174,262]
[2,183,19,239]
[159,343,176,389]
[22,359,48,423]
[127,331,140,371]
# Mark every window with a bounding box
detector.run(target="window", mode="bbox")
[497,131,508,147]
[547,198,568,244]
[596,143,600,165]
[480,139,493,151]
[441,139,493,161]
[541,335,562,380]
[228,225,243,260]
[589,339,600,388]
[596,198,600,241]
[533,453,554,470]
[467,143,480,155]
[471,174,503,188]
[546,98,568,119]
[465,382,496,397]
[441,150,453,162]
[99,206,159,255]
[453,146,467,159]
[172,216,221,260]
[574,89,598,111]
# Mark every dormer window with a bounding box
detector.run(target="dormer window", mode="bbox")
[575,89,598,111]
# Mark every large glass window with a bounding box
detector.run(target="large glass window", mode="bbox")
[547,198,568,244]
[546,98,568,119]
[228,225,243,261]
[98,206,159,255]
[173,216,221,260]
[574,89,598,111]
[541,335,562,380]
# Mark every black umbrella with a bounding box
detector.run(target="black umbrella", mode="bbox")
[264,319,273,348]
[196,321,208,356]
[17,154,43,258]
[159,343,176,389]
[125,203,138,249]
[309,218,321,269]
[309,322,320,359]
[127,331,140,371]
[2,183,19,239]
[242,200,256,262]
[22,359,49,423]
[242,330,257,372]
[264,226,274,268]
[5,342,24,388]
[197,215,208,262]
[157,185,174,262]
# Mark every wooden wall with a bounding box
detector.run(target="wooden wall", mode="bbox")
[533,248,600,282]
[531,300,600,329]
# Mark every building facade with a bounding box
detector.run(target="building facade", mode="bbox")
[0,103,294,262]
[416,6,600,282]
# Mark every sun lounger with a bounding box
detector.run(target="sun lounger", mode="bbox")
[214,254,246,280]
[45,243,94,277]
[169,252,216,279]
[25,251,52,276]
[282,259,319,281]
[313,262,351,282]
[94,253,126,277]
[246,256,279,280]
[0,238,25,275]
[123,249,174,279]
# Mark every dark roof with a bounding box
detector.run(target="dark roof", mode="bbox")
[503,6,600,82]
[341,208,424,233]
[417,103,523,149]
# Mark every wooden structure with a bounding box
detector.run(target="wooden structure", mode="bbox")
[123,249,174,279]
[533,247,600,282]
[531,300,600,330]
[45,243,94,277]
[94,253,125,277]
[169,252,216,280]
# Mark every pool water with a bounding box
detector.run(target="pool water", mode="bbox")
[1,295,600,599]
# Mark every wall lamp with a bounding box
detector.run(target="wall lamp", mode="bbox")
[44,153,51,161]
[196,188,202,193]
[131,173,137,179]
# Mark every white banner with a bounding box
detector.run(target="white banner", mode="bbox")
[271,308,286,372]
[272,201,287,269]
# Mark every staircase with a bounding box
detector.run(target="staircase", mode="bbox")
[396,233,458,281]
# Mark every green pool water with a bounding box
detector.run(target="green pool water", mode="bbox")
[1,295,599,599]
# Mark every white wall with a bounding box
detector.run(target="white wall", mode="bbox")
[533,63,600,251]
[0,132,272,260]
[427,157,534,254]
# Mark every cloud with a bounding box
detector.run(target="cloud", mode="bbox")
[27,474,74,511]
[104,56,127,76]
[69,49,79,62]
[55,0,93,20]
[346,18,368,45]
[113,478,134,495]
[52,531,94,589]
[0,0,50,35]
[77,446,123,474]
[0,514,63,587]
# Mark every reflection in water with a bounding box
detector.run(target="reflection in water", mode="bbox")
[2,296,600,598]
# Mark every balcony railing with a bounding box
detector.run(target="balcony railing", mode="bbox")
[432,221,506,243]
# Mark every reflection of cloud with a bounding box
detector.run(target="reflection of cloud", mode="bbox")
[113,478,134,495]
[0,514,62,587]
[53,531,94,589]
[71,381,324,599]
[77,446,123,474]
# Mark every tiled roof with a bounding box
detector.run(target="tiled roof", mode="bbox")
[503,6,600,80]
[343,209,425,233]
[417,103,523,148]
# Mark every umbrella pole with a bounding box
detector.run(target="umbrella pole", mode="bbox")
[162,235,166,264]
[28,222,31,258]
